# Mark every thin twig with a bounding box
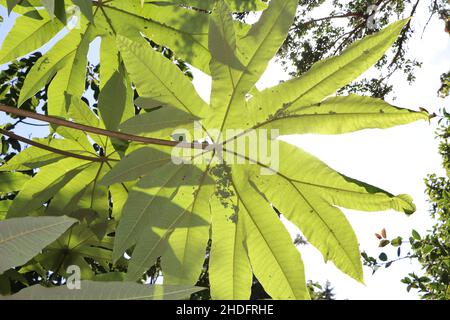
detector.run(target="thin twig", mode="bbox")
[0,128,108,163]
[20,121,49,127]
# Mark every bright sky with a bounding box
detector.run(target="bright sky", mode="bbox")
[1,2,449,300]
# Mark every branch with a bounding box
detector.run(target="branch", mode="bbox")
[299,0,396,28]
[0,128,108,163]
[389,0,421,68]
[332,21,366,55]
[300,12,366,27]
[378,254,417,267]
[0,104,205,150]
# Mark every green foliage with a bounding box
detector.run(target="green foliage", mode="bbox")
[0,0,431,300]
[408,114,450,299]
[0,53,44,112]
[438,71,450,98]
[0,216,76,273]
[0,281,202,300]
[308,281,336,300]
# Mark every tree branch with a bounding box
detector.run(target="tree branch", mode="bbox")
[389,0,421,68]
[300,12,366,27]
[0,128,108,163]
[0,104,205,150]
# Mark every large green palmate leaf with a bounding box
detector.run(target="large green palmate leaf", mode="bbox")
[0,0,431,300]
[102,0,431,300]
[0,216,76,274]
[1,281,203,300]
[34,222,115,280]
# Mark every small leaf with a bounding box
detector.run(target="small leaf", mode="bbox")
[401,277,411,284]
[379,240,390,248]
[422,244,433,255]
[47,28,91,116]
[379,253,388,261]
[412,230,421,240]
[0,201,11,221]
[391,236,403,247]
[97,39,134,132]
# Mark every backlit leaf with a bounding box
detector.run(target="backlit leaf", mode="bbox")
[1,281,203,300]
[0,216,76,274]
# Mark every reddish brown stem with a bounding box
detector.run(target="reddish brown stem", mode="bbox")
[0,104,205,149]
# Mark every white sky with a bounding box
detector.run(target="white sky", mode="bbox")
[1,2,449,300]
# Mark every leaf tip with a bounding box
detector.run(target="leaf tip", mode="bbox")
[396,194,416,215]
